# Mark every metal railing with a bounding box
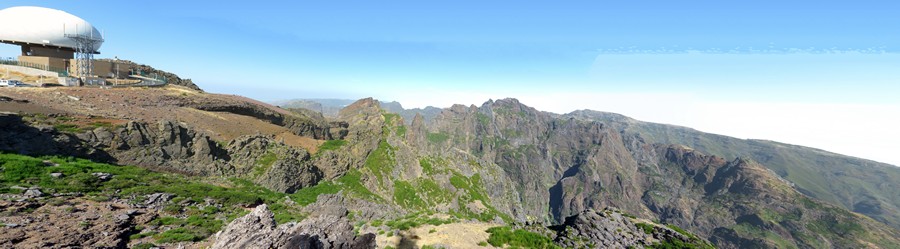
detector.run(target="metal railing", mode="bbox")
[0,58,69,77]
[129,69,168,83]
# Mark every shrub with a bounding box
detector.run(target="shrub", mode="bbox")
[133,243,156,249]
[395,126,407,137]
[53,123,82,133]
[129,231,157,240]
[318,140,347,152]
[419,159,434,175]
[291,181,341,205]
[485,226,559,249]
[2,158,44,182]
[393,180,426,209]
[364,140,395,182]
[155,228,203,243]
[252,152,278,176]
[635,222,655,235]
[426,132,449,143]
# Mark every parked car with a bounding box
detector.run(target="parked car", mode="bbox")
[0,79,31,87]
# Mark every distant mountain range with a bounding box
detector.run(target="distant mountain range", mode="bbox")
[273,98,443,124]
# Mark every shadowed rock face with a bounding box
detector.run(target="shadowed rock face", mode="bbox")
[0,113,115,162]
[212,204,376,249]
[0,112,323,192]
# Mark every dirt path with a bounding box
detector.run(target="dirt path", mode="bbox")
[374,222,500,249]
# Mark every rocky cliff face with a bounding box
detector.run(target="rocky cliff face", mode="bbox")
[0,112,324,193]
[569,109,900,230]
[320,98,900,248]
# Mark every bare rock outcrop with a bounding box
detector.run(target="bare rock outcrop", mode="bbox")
[212,204,375,249]
[549,208,711,248]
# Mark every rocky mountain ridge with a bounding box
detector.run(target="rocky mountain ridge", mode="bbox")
[3,86,900,248]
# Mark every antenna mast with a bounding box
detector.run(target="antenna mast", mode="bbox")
[65,24,104,82]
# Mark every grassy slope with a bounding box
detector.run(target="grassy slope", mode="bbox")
[0,152,313,245]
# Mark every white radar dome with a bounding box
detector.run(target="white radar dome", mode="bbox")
[0,6,103,52]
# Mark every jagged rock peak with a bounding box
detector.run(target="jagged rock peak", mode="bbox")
[338,97,382,119]
[492,98,522,106]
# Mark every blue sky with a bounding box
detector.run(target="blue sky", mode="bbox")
[1,1,899,165]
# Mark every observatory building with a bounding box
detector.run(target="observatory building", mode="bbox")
[0,6,114,81]
[0,6,166,86]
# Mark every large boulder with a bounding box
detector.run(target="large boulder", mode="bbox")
[212,204,375,249]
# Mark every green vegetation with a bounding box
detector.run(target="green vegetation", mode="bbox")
[133,243,156,249]
[475,112,491,126]
[318,140,347,152]
[252,151,278,176]
[393,180,427,209]
[426,132,450,143]
[420,158,434,175]
[88,121,115,129]
[493,106,528,118]
[501,129,523,138]
[291,181,340,205]
[419,157,451,175]
[666,224,698,240]
[155,228,204,243]
[331,169,383,202]
[383,213,453,231]
[382,113,399,126]
[485,226,560,249]
[649,239,715,249]
[53,123,81,133]
[631,222,714,249]
[288,168,382,205]
[364,140,396,184]
[730,222,795,249]
[416,178,453,204]
[448,172,511,222]
[146,213,225,243]
[482,136,510,148]
[395,126,407,137]
[635,222,655,234]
